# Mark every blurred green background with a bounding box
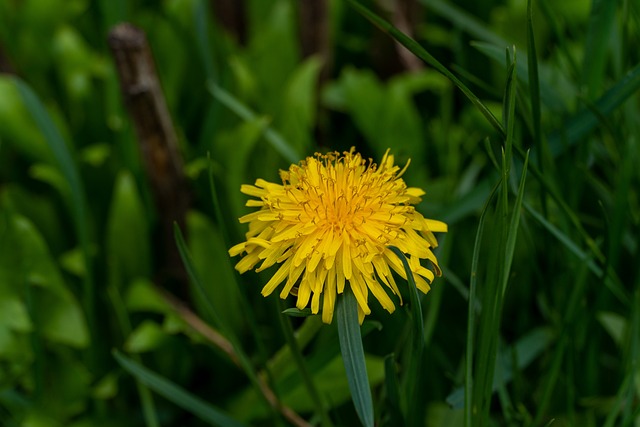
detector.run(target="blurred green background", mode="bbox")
[0,0,639,426]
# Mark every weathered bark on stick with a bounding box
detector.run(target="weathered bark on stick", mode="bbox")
[107,23,189,295]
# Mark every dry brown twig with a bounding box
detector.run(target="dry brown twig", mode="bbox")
[108,23,190,295]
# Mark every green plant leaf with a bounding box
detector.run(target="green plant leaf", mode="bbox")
[345,0,505,137]
[337,287,374,427]
[387,246,424,426]
[113,350,247,427]
[106,171,151,282]
[547,63,640,154]
[207,82,300,163]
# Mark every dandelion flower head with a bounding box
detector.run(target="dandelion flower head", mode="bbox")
[229,148,447,323]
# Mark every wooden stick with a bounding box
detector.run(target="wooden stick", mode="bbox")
[108,23,189,294]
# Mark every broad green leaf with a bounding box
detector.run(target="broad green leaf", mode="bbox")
[0,77,50,162]
[2,214,89,348]
[337,287,374,427]
[124,279,172,314]
[106,171,151,282]
[243,0,298,114]
[187,211,243,333]
[124,321,169,353]
[597,311,627,348]
[114,350,247,427]
[345,0,504,137]
[278,56,323,155]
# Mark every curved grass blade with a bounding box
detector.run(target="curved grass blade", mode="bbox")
[13,77,96,360]
[345,0,504,138]
[206,82,300,163]
[502,151,529,297]
[523,204,628,304]
[547,63,640,154]
[276,299,333,427]
[173,224,274,413]
[114,350,247,427]
[337,287,374,427]
[421,0,507,47]
[387,245,424,427]
[463,180,500,426]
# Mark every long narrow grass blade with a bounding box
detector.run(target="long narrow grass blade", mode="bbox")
[420,0,507,47]
[13,77,95,359]
[206,82,300,163]
[503,51,517,172]
[173,224,273,412]
[337,288,374,427]
[523,204,629,303]
[502,151,529,297]
[472,42,570,112]
[192,0,216,81]
[114,351,247,427]
[547,63,640,154]
[345,0,505,137]
[383,354,404,427]
[388,246,424,427]
[464,180,501,426]
[276,299,333,427]
[581,0,617,99]
[527,0,543,157]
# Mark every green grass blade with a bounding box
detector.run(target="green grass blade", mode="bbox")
[276,299,333,427]
[173,224,274,413]
[345,0,505,138]
[523,204,629,304]
[383,354,404,427]
[502,151,529,297]
[389,246,424,426]
[464,180,501,427]
[206,82,301,163]
[336,287,374,427]
[114,350,247,427]
[192,0,216,82]
[420,0,508,47]
[388,245,424,427]
[582,0,617,99]
[472,41,571,112]
[503,51,517,173]
[527,0,543,159]
[13,77,96,359]
[547,63,640,154]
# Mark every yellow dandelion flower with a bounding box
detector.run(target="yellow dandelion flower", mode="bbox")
[229,148,447,324]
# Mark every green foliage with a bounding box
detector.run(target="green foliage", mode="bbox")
[1,0,639,425]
